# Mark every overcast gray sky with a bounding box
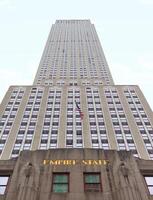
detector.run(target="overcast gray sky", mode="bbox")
[0,0,153,109]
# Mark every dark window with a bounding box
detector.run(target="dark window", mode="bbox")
[77,139,82,144]
[50,139,57,144]
[18,130,25,134]
[12,149,19,154]
[117,139,124,144]
[97,115,103,118]
[26,108,31,111]
[15,102,20,105]
[52,173,69,193]
[115,130,122,134]
[66,130,73,135]
[119,114,126,118]
[89,115,95,118]
[121,122,128,126]
[100,130,106,134]
[92,139,99,144]
[67,115,73,118]
[27,130,34,135]
[10,115,15,118]
[46,108,52,111]
[15,139,22,144]
[88,108,94,111]
[67,122,73,126]
[5,108,10,111]
[66,139,73,145]
[148,130,153,134]
[54,108,60,111]
[91,130,97,134]
[96,108,102,111]
[84,173,101,192]
[67,108,73,111]
[28,102,33,105]
[109,108,115,111]
[90,122,96,126]
[44,122,50,126]
[47,102,53,105]
[12,108,18,111]
[144,139,150,144]
[124,130,131,134]
[25,140,32,144]
[76,130,82,135]
[35,102,40,105]
[0,140,5,144]
[41,139,47,144]
[51,130,58,135]
[29,122,36,126]
[140,130,146,134]
[111,114,117,118]
[53,115,59,118]
[45,115,51,118]
[2,115,7,118]
[101,139,108,143]
[31,115,37,118]
[133,114,139,118]
[76,122,81,126]
[3,130,9,135]
[113,122,119,126]
[42,130,49,134]
[0,176,9,194]
[144,176,153,195]
[21,122,27,126]
[136,122,143,125]
[127,139,134,143]
[23,115,29,118]
[98,122,105,126]
[117,107,123,111]
[148,150,153,154]
[138,107,143,111]
[145,122,151,126]
[0,122,5,126]
[33,108,39,111]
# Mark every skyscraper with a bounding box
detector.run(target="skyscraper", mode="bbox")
[0,19,153,160]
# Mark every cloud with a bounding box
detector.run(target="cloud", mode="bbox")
[110,54,153,110]
[0,59,37,103]
[139,0,153,4]
[0,0,15,7]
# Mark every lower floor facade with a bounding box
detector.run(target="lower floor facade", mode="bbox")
[0,149,153,200]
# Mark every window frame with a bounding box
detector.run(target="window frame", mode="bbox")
[0,174,11,195]
[84,172,102,192]
[144,175,153,195]
[52,173,69,193]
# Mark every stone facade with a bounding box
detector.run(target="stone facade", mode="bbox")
[0,149,153,200]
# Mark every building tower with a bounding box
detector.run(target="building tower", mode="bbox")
[0,20,153,160]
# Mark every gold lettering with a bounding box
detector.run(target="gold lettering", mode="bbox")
[82,160,88,165]
[63,160,76,165]
[43,159,109,165]
[88,160,92,165]
[43,160,50,165]
[92,160,99,165]
[103,160,109,165]
[50,160,58,165]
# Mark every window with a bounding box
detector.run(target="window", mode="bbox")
[84,173,101,192]
[144,176,153,194]
[52,173,69,193]
[0,176,9,194]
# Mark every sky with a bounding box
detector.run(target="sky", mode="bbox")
[0,0,153,109]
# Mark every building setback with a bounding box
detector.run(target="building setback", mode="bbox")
[1,149,153,200]
[0,20,153,199]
